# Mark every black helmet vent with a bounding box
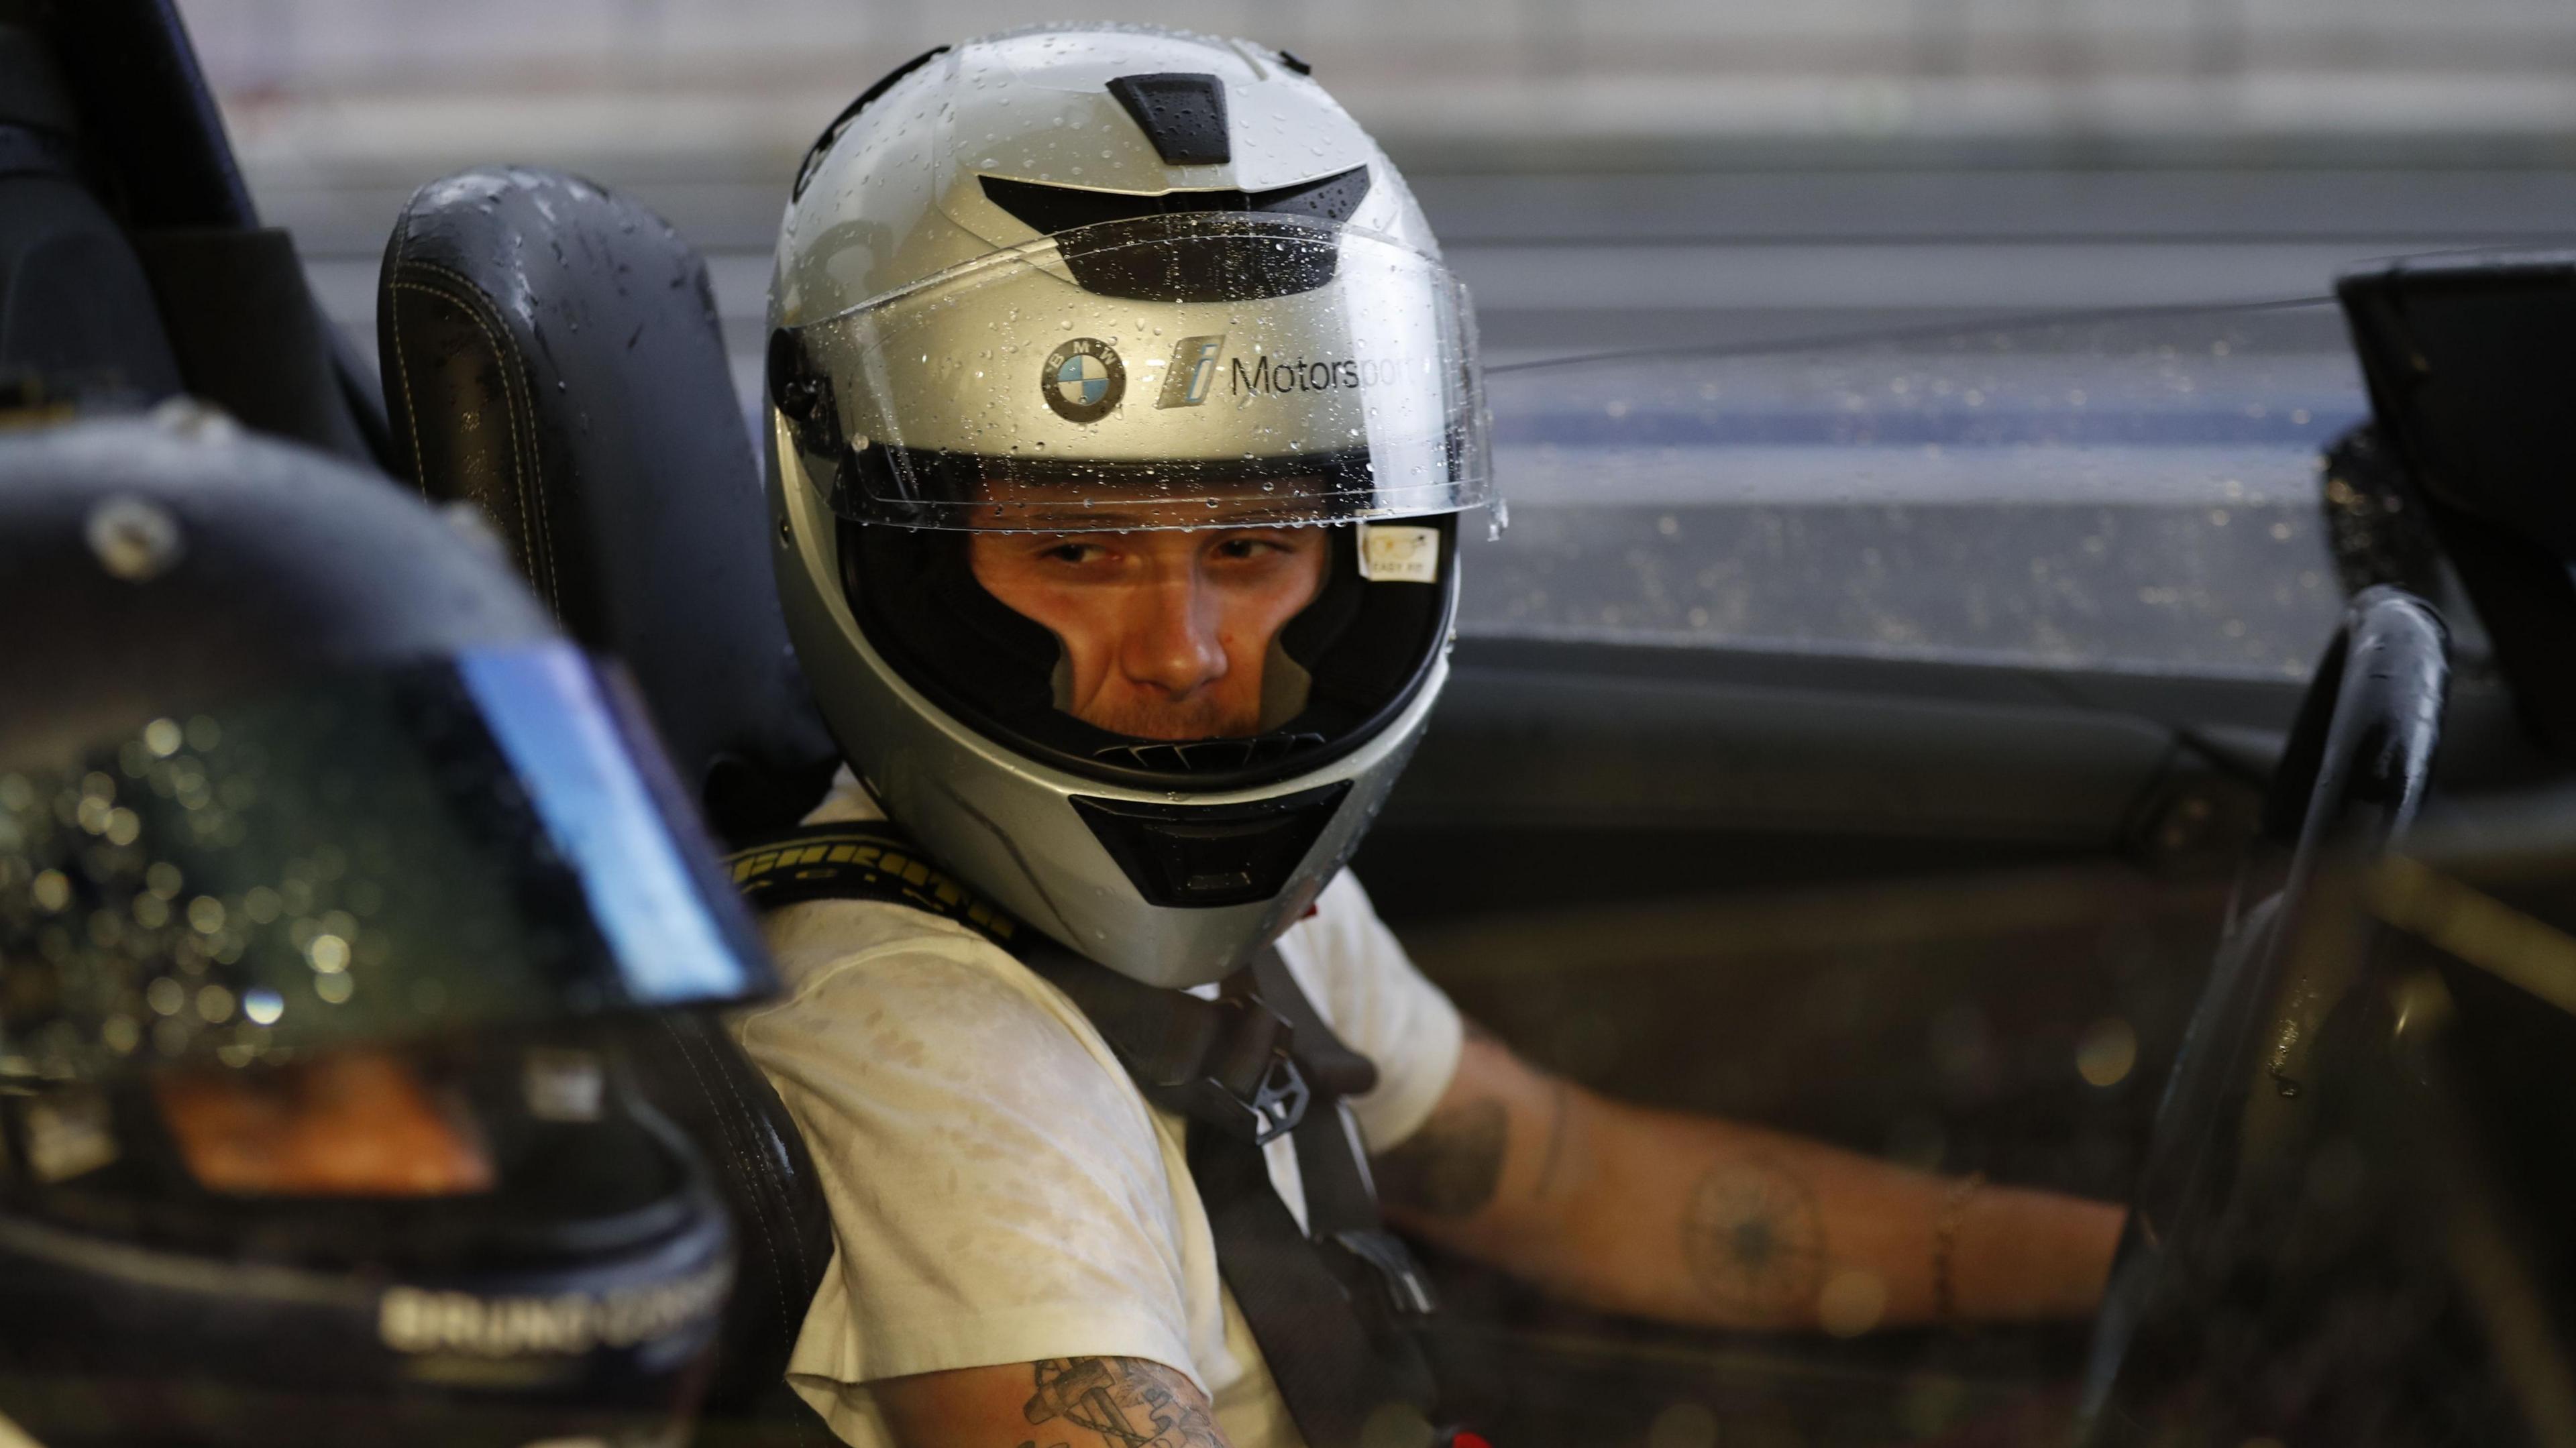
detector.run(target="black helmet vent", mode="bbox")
[1106,72,1230,166]
[1093,732,1327,774]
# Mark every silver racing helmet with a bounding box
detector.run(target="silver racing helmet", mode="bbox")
[765,25,1491,988]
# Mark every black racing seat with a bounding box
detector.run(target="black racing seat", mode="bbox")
[0,13,184,405]
[378,166,841,1442]
[1,1,384,463]
[377,164,839,838]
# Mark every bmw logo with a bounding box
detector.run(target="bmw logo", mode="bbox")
[1042,337,1126,423]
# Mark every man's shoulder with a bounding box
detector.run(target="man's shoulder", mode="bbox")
[735,894,1126,1087]
[1275,870,1398,983]
[755,889,1006,989]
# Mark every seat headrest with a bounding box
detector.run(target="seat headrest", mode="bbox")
[378,166,836,838]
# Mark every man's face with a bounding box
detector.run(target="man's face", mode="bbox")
[154,1048,492,1196]
[967,523,1330,740]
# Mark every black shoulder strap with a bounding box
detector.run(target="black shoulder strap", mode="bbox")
[725,822,1449,1448]
[731,822,1306,1136]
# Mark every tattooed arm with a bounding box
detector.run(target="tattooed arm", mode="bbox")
[873,1356,1228,1448]
[1374,1027,2125,1331]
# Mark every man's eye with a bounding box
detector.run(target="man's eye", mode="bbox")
[1042,543,1104,564]
[1216,537,1287,559]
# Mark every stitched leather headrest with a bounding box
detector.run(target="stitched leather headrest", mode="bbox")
[377,167,835,838]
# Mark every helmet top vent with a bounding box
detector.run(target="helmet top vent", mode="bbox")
[1106,72,1231,166]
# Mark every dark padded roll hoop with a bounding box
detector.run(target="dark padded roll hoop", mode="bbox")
[377,166,838,1441]
[378,166,835,840]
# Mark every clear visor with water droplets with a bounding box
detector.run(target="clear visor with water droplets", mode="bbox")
[0,643,771,1085]
[773,212,1493,532]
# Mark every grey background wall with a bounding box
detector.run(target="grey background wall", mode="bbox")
[175,1,2576,384]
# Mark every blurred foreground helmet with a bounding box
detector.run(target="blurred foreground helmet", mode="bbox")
[0,413,772,1447]
[766,25,1491,987]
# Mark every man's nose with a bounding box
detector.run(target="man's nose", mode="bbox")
[1122,573,1228,696]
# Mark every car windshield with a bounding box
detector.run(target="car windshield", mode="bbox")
[1463,301,2365,678]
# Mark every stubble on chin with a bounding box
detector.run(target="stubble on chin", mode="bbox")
[1080,689,1260,741]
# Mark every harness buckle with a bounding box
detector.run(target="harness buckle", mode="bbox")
[1174,1043,1307,1146]
[1242,1046,1311,1146]
[1329,1227,1440,1317]
[1159,994,1311,1146]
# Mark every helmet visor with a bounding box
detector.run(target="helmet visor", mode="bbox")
[0,642,771,1084]
[775,211,1491,531]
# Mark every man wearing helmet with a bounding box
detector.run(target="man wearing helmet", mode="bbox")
[741,27,2124,1448]
[0,415,769,1448]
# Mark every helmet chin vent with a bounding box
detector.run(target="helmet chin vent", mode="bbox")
[1071,781,1352,909]
[1093,732,1326,774]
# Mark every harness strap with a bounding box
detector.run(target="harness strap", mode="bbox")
[728,822,1308,1141]
[727,822,1448,1448]
[1189,1119,1440,1448]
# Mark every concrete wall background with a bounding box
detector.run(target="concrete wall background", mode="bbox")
[165,2,2576,665]
[172,3,2576,385]
[185,0,2576,187]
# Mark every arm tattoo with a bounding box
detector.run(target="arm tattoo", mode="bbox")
[1019,1357,1220,1448]
[1682,1159,1826,1325]
[1375,1098,1507,1218]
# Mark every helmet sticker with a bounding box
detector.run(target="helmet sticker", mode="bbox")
[1042,337,1127,423]
[1156,334,1226,409]
[1358,524,1441,583]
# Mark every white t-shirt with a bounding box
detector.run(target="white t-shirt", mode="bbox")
[729,775,1465,1448]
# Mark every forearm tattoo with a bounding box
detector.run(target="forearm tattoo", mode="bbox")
[1375,1098,1507,1218]
[1682,1160,1826,1324]
[1019,1357,1221,1448]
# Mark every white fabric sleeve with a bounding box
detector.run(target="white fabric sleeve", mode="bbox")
[1281,871,1466,1155]
[731,926,1201,1404]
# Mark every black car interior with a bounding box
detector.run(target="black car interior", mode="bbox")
[10,3,2576,1445]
